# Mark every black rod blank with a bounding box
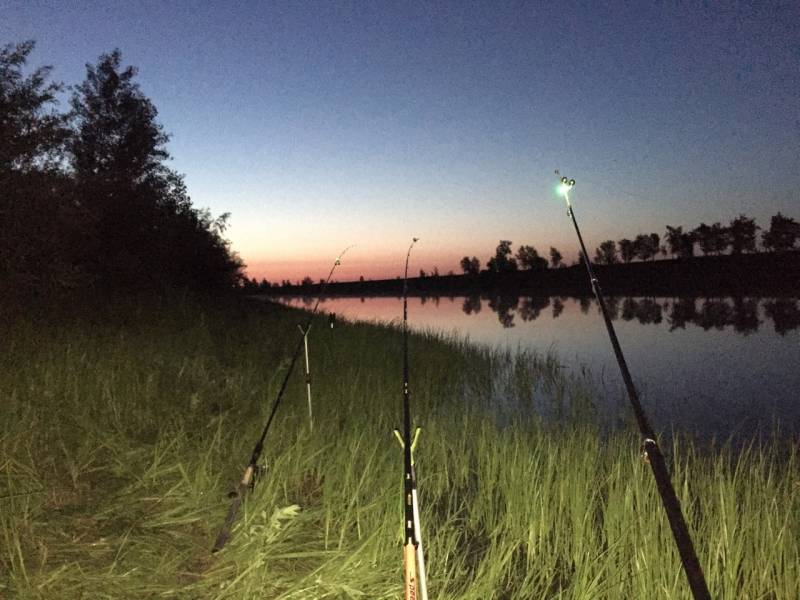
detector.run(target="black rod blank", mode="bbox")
[558,174,710,600]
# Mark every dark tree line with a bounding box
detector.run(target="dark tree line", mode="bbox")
[593,214,799,265]
[1,41,243,299]
[460,242,563,275]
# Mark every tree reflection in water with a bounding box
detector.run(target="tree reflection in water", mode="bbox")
[458,294,800,336]
[764,299,800,336]
[668,298,698,331]
[552,297,565,319]
[462,295,481,315]
[731,297,760,335]
[487,294,519,328]
[518,296,550,322]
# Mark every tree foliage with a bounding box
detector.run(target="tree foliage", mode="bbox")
[617,239,635,263]
[486,240,517,273]
[594,240,618,264]
[516,245,548,270]
[693,223,730,256]
[1,42,243,299]
[459,256,480,275]
[0,41,68,173]
[762,213,800,252]
[633,233,660,261]
[549,247,562,268]
[1,41,76,295]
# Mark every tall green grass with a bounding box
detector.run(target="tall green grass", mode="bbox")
[1,298,797,598]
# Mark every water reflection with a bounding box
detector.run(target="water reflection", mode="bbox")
[462,295,481,315]
[764,299,800,336]
[273,292,800,442]
[470,294,799,335]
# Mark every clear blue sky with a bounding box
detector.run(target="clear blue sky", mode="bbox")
[4,1,799,281]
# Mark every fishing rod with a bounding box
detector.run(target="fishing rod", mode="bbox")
[297,323,313,431]
[394,237,429,600]
[555,172,711,600]
[212,245,354,553]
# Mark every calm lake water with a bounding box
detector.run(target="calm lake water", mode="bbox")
[276,294,800,442]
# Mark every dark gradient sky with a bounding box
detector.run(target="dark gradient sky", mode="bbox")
[4,1,799,281]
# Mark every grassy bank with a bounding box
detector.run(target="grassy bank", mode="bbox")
[1,298,797,598]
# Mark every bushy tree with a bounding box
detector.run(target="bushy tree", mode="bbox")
[594,240,618,264]
[486,240,517,273]
[664,226,697,258]
[728,215,758,254]
[549,247,562,268]
[69,49,242,291]
[762,213,800,252]
[1,41,68,173]
[516,245,548,270]
[1,41,77,296]
[618,238,636,263]
[693,222,730,255]
[664,226,683,257]
[633,233,659,261]
[459,256,480,275]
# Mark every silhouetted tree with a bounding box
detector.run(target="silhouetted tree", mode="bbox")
[1,41,76,296]
[677,231,696,258]
[69,49,243,292]
[594,240,618,264]
[633,234,659,261]
[664,226,684,257]
[650,233,661,259]
[762,213,800,252]
[1,41,68,172]
[516,245,548,270]
[241,277,259,293]
[486,240,517,273]
[549,247,563,268]
[618,238,636,263]
[728,215,758,254]
[459,256,480,275]
[693,222,730,255]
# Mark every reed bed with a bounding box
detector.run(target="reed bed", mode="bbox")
[1,298,797,598]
